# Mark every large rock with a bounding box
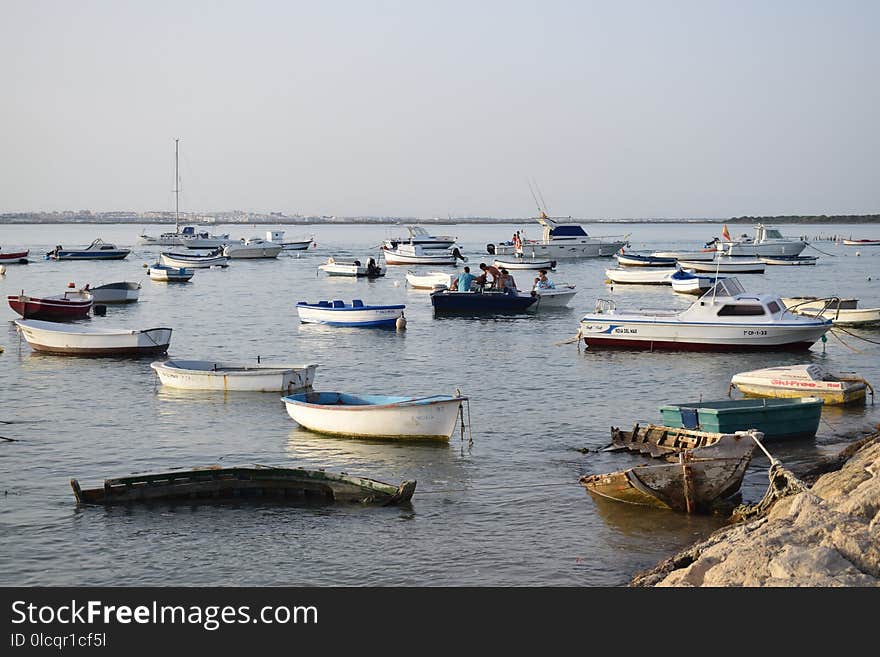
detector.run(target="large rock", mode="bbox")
[631,434,880,587]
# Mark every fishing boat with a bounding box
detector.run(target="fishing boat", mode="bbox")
[151,360,318,392]
[148,263,195,282]
[14,319,172,355]
[714,224,807,257]
[491,257,557,271]
[651,249,717,261]
[430,288,538,314]
[580,432,758,513]
[70,465,415,506]
[296,299,405,327]
[532,285,578,308]
[605,267,680,285]
[578,277,831,351]
[405,271,455,289]
[759,255,818,266]
[615,252,677,267]
[281,391,467,440]
[382,244,466,265]
[669,269,723,295]
[729,364,873,406]
[46,239,130,261]
[676,257,765,273]
[382,225,457,250]
[317,257,384,277]
[659,397,823,440]
[0,247,29,264]
[842,238,880,246]
[266,230,314,250]
[486,211,629,259]
[222,237,283,259]
[7,290,93,320]
[79,281,141,304]
[160,250,229,268]
[783,298,880,327]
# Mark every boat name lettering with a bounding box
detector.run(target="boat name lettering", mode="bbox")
[614,328,638,334]
[742,330,768,336]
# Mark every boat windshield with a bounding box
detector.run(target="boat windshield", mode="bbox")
[765,229,783,239]
[408,226,430,237]
[701,277,745,299]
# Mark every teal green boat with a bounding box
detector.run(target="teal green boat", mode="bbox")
[659,397,823,440]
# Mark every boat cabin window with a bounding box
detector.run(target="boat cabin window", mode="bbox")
[767,300,781,313]
[717,304,765,316]
[765,229,783,239]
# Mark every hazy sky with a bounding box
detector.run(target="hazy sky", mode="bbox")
[2,1,878,218]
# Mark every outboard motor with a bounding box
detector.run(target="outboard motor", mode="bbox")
[93,304,107,316]
[451,247,466,262]
[486,243,496,255]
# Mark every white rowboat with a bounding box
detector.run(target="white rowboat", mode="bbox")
[605,267,681,284]
[677,258,765,273]
[81,281,141,304]
[160,251,229,268]
[405,271,455,289]
[151,360,318,392]
[148,264,194,282]
[730,364,872,406]
[14,319,172,356]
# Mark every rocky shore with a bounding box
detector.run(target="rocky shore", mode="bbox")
[630,429,880,587]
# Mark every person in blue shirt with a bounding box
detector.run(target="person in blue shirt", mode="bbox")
[451,266,476,292]
[534,269,555,289]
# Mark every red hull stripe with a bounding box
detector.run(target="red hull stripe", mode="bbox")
[582,337,815,352]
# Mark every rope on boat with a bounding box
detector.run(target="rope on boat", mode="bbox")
[828,329,864,353]
[831,325,880,346]
[732,433,812,521]
[455,389,473,447]
[803,241,837,257]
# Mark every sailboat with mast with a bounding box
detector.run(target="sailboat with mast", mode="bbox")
[138,139,230,248]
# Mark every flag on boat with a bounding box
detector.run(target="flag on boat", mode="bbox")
[721,224,731,241]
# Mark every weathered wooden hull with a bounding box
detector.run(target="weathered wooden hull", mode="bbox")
[71,466,416,506]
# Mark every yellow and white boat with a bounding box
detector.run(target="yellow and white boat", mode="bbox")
[730,363,873,406]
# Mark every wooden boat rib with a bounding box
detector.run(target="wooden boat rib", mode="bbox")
[580,432,759,513]
[70,465,416,506]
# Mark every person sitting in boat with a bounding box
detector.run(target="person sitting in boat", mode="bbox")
[497,268,517,293]
[475,262,501,290]
[366,257,381,276]
[451,266,476,292]
[512,231,523,254]
[534,269,555,290]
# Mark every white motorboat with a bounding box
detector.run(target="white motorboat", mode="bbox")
[160,251,229,268]
[669,269,722,295]
[382,244,466,265]
[578,277,831,351]
[80,281,141,304]
[296,300,405,327]
[713,224,807,257]
[492,257,557,270]
[222,237,283,259]
[531,285,578,308]
[46,239,130,261]
[405,271,455,289]
[730,364,873,406]
[486,211,629,259]
[651,249,718,261]
[14,319,172,356]
[382,225,457,250]
[281,391,466,440]
[783,298,880,327]
[265,230,314,250]
[148,263,195,282]
[605,267,681,285]
[677,257,765,273]
[151,360,318,392]
[318,257,384,277]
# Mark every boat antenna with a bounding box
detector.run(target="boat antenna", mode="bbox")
[527,179,544,217]
[533,179,549,217]
[173,138,180,233]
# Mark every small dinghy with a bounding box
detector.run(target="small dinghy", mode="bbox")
[7,290,93,320]
[532,285,578,308]
[281,391,467,440]
[669,269,723,295]
[318,257,384,277]
[605,267,680,285]
[148,263,194,282]
[492,257,557,271]
[71,465,415,506]
[842,238,880,246]
[783,298,880,327]
[580,432,758,513]
[0,247,29,264]
[160,250,229,268]
[405,270,455,289]
[615,252,677,267]
[382,244,466,265]
[730,363,873,405]
[151,360,318,392]
[14,319,172,355]
[659,397,823,440]
[677,257,765,273]
[651,249,717,261]
[80,281,141,304]
[759,255,818,266]
[296,299,405,327]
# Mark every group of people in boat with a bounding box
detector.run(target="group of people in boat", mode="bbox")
[448,263,555,294]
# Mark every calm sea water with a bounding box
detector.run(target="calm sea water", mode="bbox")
[1,222,878,586]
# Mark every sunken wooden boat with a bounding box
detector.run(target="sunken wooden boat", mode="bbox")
[604,423,751,457]
[580,432,759,513]
[70,465,416,506]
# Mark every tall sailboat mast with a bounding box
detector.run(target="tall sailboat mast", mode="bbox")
[173,138,180,233]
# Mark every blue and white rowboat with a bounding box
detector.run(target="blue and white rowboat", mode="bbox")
[281,392,467,440]
[296,300,405,327]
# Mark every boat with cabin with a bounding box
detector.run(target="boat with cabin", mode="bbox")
[160,250,229,268]
[281,391,466,441]
[151,360,318,392]
[79,281,141,304]
[580,432,758,513]
[578,277,832,351]
[729,364,872,406]
[266,230,314,250]
[382,225,457,250]
[14,319,172,355]
[222,237,283,259]
[7,290,93,320]
[382,244,466,265]
[296,299,405,327]
[659,397,823,440]
[714,224,807,257]
[486,211,629,259]
[318,257,384,277]
[46,239,130,261]
[71,465,415,506]
[148,263,195,282]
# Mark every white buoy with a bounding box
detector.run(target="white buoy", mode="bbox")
[856,251,861,257]
[393,280,400,287]
[396,312,407,331]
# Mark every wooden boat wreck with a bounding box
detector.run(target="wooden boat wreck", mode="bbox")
[604,423,749,457]
[581,431,760,513]
[70,465,416,506]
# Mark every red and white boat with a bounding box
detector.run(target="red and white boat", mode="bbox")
[7,290,93,320]
[0,248,29,263]
[842,238,880,246]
